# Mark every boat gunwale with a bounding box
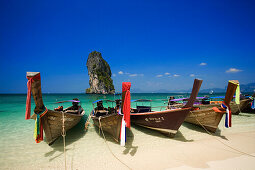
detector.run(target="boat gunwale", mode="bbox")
[190,108,226,114]
[51,109,85,117]
[130,107,191,116]
[90,110,121,120]
[31,109,85,120]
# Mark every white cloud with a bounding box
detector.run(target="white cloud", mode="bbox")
[226,68,242,73]
[165,72,170,75]
[112,74,116,77]
[118,71,144,77]
[173,74,180,77]
[156,75,163,78]
[129,74,137,77]
[200,62,207,66]
[190,74,195,77]
[129,73,144,77]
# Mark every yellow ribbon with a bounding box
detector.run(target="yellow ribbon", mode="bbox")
[235,84,240,104]
[33,118,38,140]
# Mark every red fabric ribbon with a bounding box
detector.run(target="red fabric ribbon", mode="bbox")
[25,73,41,120]
[122,82,131,128]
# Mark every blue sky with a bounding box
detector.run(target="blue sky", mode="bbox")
[0,0,254,93]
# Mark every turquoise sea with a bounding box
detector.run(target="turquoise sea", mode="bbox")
[0,93,254,169]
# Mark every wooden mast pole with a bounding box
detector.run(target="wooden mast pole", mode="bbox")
[184,79,203,108]
[224,80,239,106]
[26,72,45,114]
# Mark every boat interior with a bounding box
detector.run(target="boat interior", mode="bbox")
[93,100,121,117]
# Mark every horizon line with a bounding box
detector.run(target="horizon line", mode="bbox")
[2,92,253,95]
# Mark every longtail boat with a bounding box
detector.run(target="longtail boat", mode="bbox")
[91,99,122,142]
[229,98,251,115]
[240,93,255,113]
[185,80,239,132]
[91,82,131,144]
[167,84,252,116]
[130,79,203,137]
[194,95,251,115]
[25,72,85,145]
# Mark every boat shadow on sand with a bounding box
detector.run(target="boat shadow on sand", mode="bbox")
[123,129,138,156]
[44,115,88,161]
[131,124,194,142]
[236,113,253,117]
[93,124,138,156]
[182,122,228,140]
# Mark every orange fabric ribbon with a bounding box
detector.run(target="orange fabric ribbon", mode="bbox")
[212,107,222,113]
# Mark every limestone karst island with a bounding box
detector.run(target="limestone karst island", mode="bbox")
[86,51,115,94]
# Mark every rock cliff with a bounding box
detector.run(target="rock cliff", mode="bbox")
[86,51,115,94]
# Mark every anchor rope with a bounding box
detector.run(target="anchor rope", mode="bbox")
[190,111,255,158]
[98,117,132,170]
[236,103,242,114]
[62,112,67,170]
[84,114,92,131]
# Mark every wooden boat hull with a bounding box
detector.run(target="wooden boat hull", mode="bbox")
[230,99,251,115]
[91,113,122,142]
[130,79,203,137]
[26,72,85,145]
[130,108,191,137]
[185,80,239,132]
[41,109,85,145]
[185,109,225,133]
[193,99,251,115]
[198,104,220,109]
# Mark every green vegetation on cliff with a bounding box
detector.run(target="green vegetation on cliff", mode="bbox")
[86,51,115,94]
[96,69,114,90]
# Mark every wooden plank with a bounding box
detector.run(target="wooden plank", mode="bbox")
[26,72,40,77]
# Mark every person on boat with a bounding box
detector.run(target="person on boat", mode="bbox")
[64,98,83,114]
[202,96,210,104]
[71,98,80,110]
[115,99,121,113]
[168,96,176,105]
[95,100,104,111]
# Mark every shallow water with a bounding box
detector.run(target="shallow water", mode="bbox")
[0,93,254,169]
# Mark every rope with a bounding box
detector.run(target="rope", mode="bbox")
[190,111,255,158]
[98,117,132,170]
[236,103,242,114]
[84,114,92,131]
[62,112,67,170]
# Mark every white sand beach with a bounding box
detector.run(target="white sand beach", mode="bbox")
[1,113,255,170]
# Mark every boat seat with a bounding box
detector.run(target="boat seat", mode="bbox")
[96,110,108,117]
[137,106,151,113]
[65,110,79,114]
